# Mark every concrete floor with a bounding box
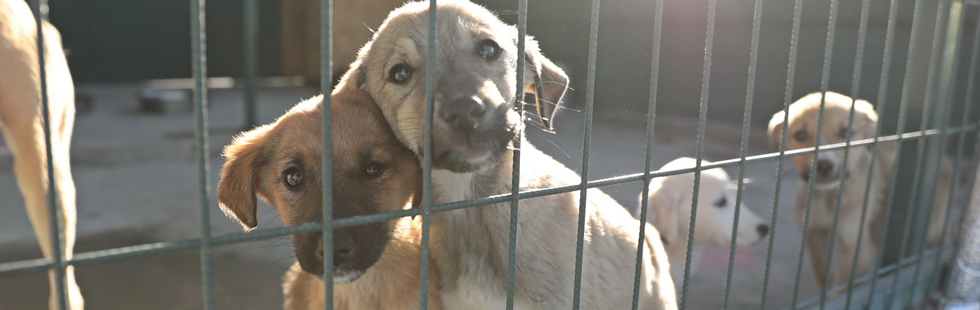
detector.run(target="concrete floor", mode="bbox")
[0,84,826,309]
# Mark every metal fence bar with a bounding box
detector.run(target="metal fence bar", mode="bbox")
[842,0,902,308]
[319,0,334,307]
[930,5,980,301]
[189,0,214,307]
[884,1,948,307]
[1,130,977,277]
[2,127,977,275]
[792,247,942,310]
[722,0,763,307]
[759,0,804,307]
[818,0,872,307]
[506,0,528,308]
[33,0,68,308]
[243,0,258,128]
[906,2,965,305]
[632,0,664,307]
[418,0,437,308]
[680,1,717,309]
[572,0,600,307]
[866,0,928,306]
[791,0,840,306]
[942,127,980,308]
[5,2,979,308]
[682,2,719,308]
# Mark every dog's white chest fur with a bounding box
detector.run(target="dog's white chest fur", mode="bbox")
[442,277,507,310]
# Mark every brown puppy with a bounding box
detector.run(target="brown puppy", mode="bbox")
[768,91,952,292]
[769,91,889,292]
[1,1,81,309]
[217,88,440,309]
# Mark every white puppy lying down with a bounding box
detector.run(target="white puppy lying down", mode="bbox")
[637,157,770,285]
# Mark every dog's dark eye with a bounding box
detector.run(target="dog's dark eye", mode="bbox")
[477,39,500,60]
[838,127,851,139]
[388,64,412,84]
[366,161,386,178]
[794,130,808,142]
[714,197,727,208]
[283,167,303,188]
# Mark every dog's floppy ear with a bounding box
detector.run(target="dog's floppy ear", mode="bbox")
[768,110,787,151]
[217,125,273,230]
[333,58,368,91]
[522,36,569,132]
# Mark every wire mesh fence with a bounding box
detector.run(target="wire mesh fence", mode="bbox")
[1,0,979,309]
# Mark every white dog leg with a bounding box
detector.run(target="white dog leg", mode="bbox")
[2,120,82,310]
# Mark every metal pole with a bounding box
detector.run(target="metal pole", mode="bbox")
[941,134,980,310]
[32,0,68,308]
[243,0,258,128]
[319,0,334,308]
[190,0,214,306]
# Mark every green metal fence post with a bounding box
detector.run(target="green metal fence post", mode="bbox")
[866,0,927,307]
[883,1,949,307]
[571,0,601,308]
[506,0,528,308]
[418,1,437,309]
[930,5,980,304]
[33,0,68,308]
[679,1,717,308]
[244,0,258,128]
[842,0,903,308]
[632,0,664,308]
[722,0,764,307]
[759,0,804,307]
[905,1,966,305]
[818,0,873,307]
[190,0,213,307]
[791,0,840,306]
[319,0,334,308]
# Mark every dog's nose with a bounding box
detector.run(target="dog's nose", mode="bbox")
[333,235,354,267]
[441,96,487,132]
[757,224,769,237]
[816,159,834,176]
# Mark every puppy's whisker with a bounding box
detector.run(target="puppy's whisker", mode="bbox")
[557,106,581,113]
[545,138,571,159]
[262,214,282,227]
[537,81,570,87]
[363,23,376,34]
[273,252,298,267]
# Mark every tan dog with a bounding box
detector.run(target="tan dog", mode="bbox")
[342,1,676,309]
[768,91,952,292]
[0,1,82,309]
[216,88,440,309]
[638,157,769,287]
